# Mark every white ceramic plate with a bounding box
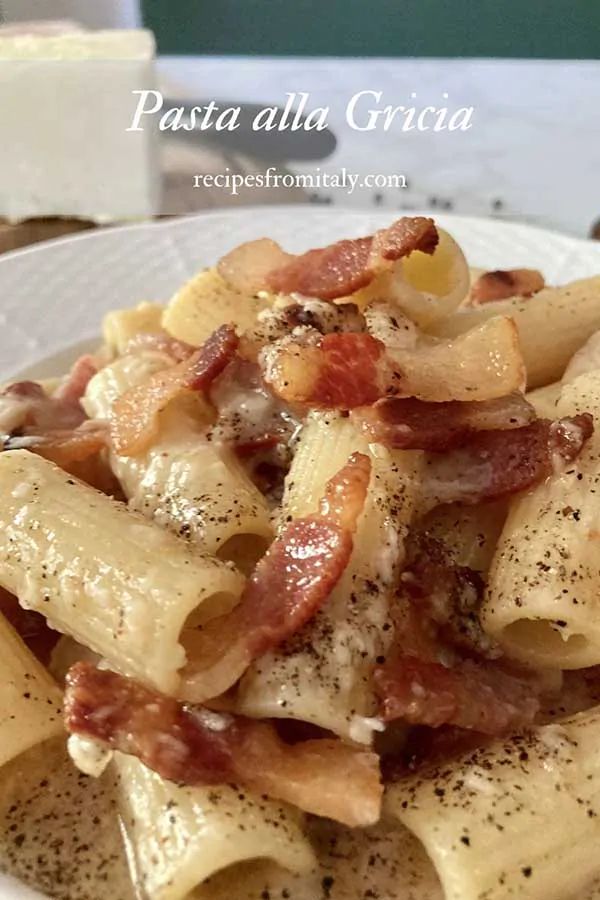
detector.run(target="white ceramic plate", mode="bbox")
[1,206,600,900]
[3,206,600,385]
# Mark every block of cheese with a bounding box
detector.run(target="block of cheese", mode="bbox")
[0,29,160,223]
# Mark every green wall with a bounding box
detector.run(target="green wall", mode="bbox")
[144,0,600,57]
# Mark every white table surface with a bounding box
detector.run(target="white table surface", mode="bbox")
[158,56,600,238]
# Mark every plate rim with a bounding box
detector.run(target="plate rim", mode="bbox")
[0,205,596,266]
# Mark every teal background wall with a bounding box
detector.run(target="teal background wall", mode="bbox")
[143,0,600,57]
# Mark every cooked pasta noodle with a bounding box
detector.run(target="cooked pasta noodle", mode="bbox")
[84,351,273,568]
[430,276,600,388]
[0,450,245,695]
[389,708,600,900]
[163,267,270,346]
[483,371,600,668]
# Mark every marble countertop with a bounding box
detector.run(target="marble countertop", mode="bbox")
[157,57,600,238]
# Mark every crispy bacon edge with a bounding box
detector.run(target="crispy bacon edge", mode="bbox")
[374,656,540,734]
[266,216,438,300]
[54,354,99,404]
[262,332,391,409]
[64,663,382,827]
[470,268,545,305]
[352,393,537,451]
[423,413,594,506]
[110,323,239,456]
[180,452,371,703]
[218,217,438,301]
[1,369,111,475]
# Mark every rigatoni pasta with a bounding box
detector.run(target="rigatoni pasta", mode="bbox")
[163,267,270,347]
[429,276,600,388]
[114,753,315,900]
[483,371,600,668]
[84,350,273,568]
[0,613,62,768]
[0,450,245,695]
[103,301,165,356]
[388,708,600,900]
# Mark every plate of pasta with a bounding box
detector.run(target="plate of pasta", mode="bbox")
[2,208,600,900]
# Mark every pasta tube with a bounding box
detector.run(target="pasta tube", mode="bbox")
[237,413,422,742]
[192,816,443,900]
[0,450,245,696]
[417,499,507,575]
[84,352,273,568]
[0,737,134,899]
[0,613,62,768]
[482,371,600,668]
[102,301,165,356]
[162,267,270,346]
[429,276,600,388]
[346,227,470,328]
[388,707,600,900]
[114,754,315,900]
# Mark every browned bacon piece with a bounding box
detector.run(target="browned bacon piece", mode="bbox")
[182,452,371,702]
[65,663,382,826]
[218,217,438,301]
[54,354,98,404]
[397,535,498,659]
[423,414,594,507]
[110,324,239,456]
[374,656,540,734]
[262,332,390,408]
[373,536,540,735]
[262,315,525,409]
[1,375,110,472]
[266,217,438,300]
[353,393,536,451]
[124,331,196,362]
[1,380,86,433]
[470,268,545,305]
[30,422,109,467]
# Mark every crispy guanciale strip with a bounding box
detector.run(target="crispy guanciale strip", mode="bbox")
[110,323,239,456]
[373,535,539,735]
[124,331,196,361]
[374,656,539,734]
[1,380,86,433]
[54,354,99,404]
[218,217,438,300]
[398,535,499,659]
[353,393,536,451]
[25,422,109,467]
[470,268,545,305]
[65,663,382,826]
[262,332,391,408]
[266,217,438,300]
[1,375,109,470]
[423,413,594,507]
[182,452,371,702]
[262,316,524,408]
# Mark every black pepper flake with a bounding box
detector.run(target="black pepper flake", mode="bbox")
[522,866,532,878]
[322,874,335,896]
